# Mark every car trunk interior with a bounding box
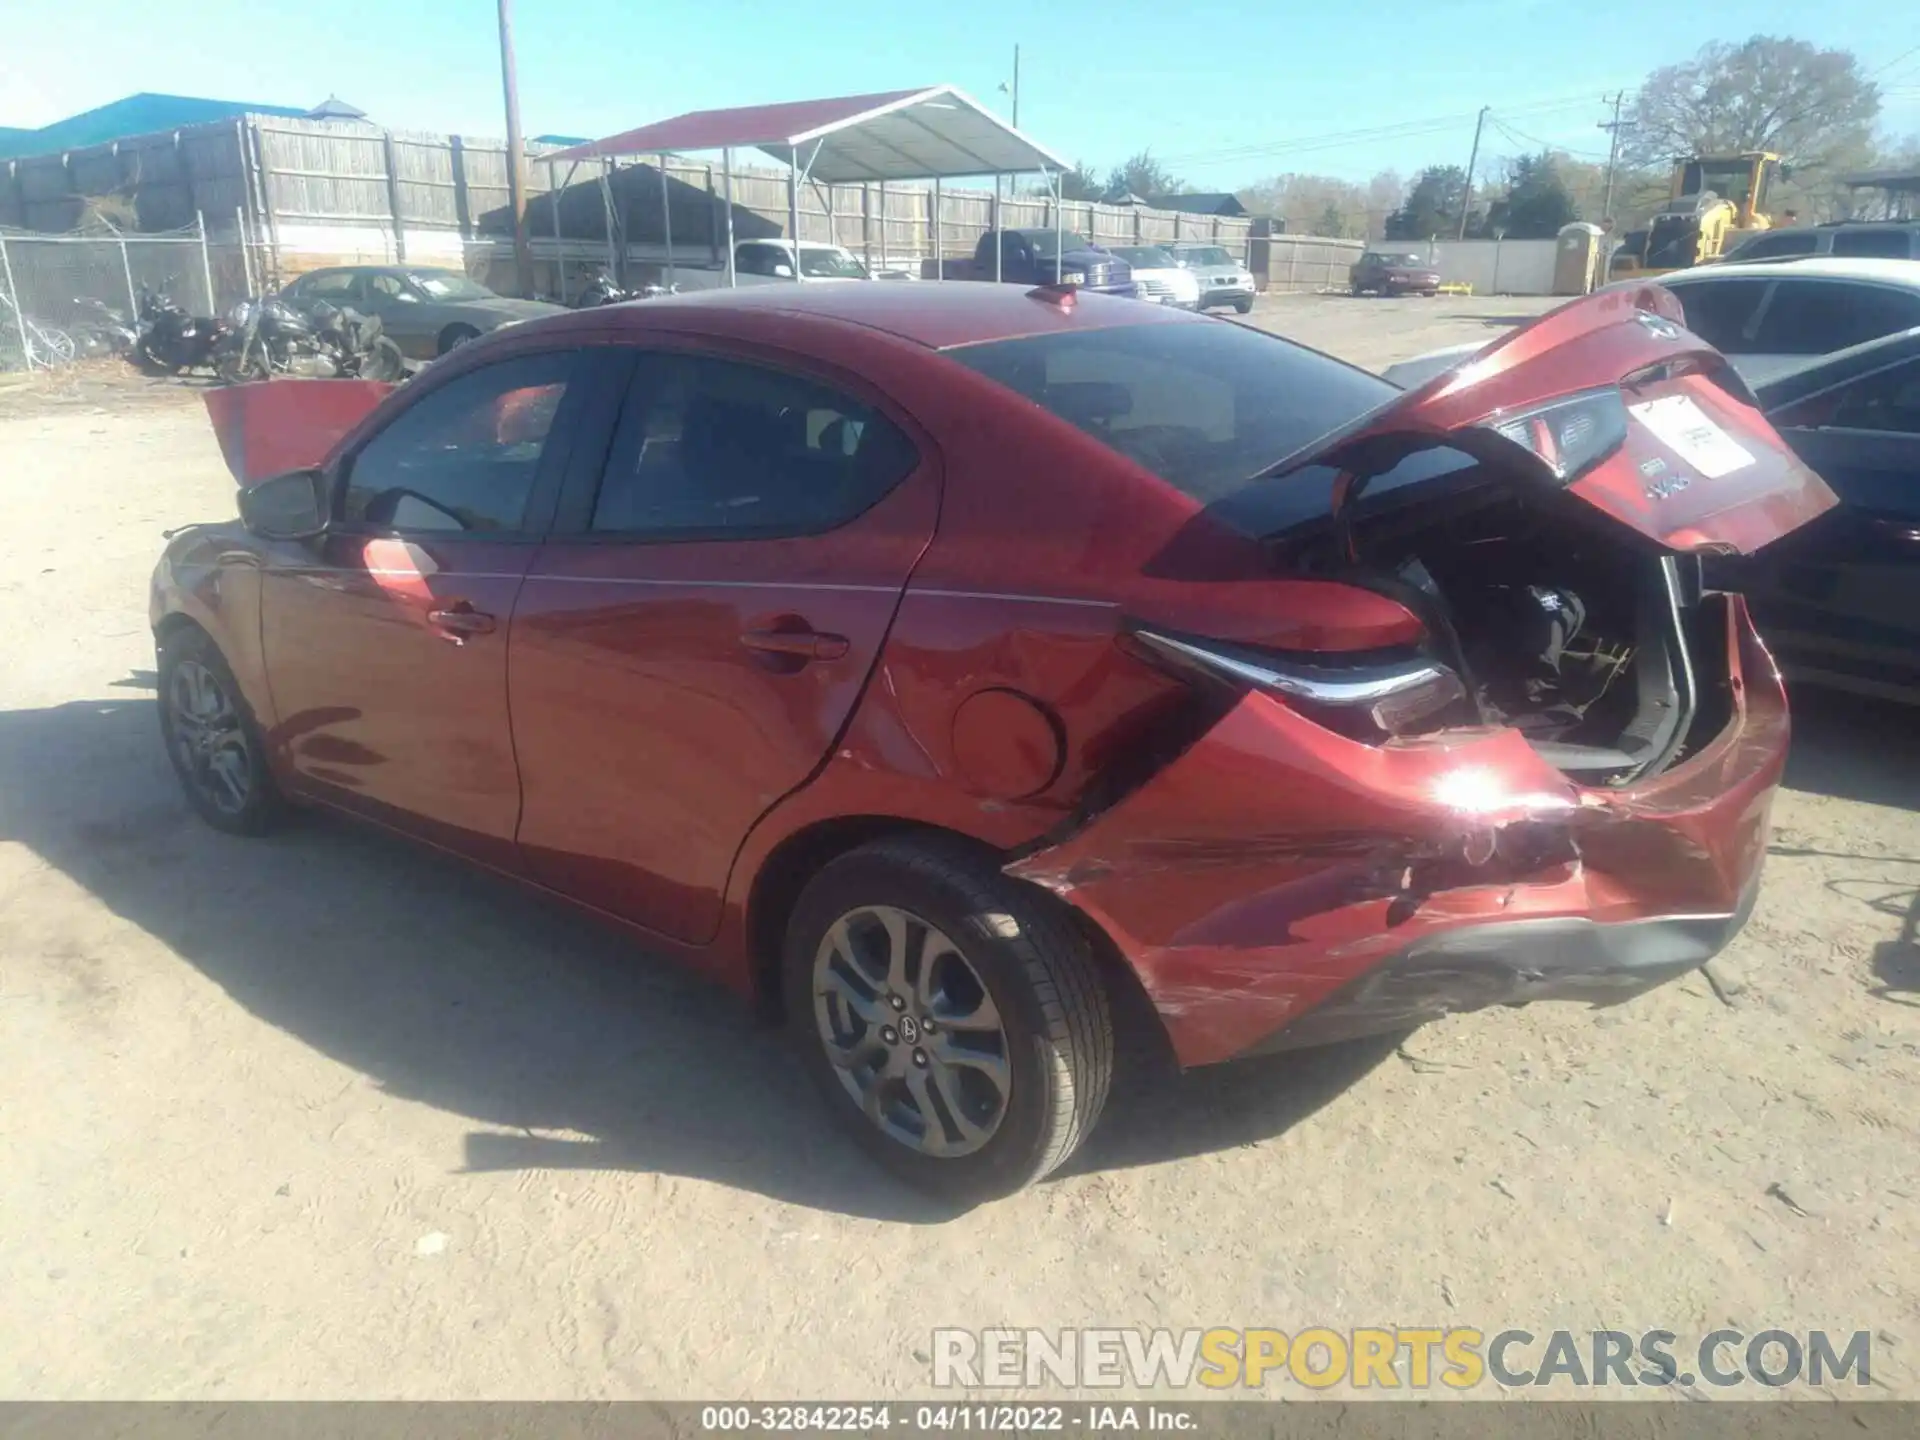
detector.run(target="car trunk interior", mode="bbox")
[1270,462,1736,787]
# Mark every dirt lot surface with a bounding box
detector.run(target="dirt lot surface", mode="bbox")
[2,294,1916,1402]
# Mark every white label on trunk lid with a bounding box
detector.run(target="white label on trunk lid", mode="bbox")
[1628,395,1755,479]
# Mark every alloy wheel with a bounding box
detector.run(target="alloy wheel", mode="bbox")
[812,904,1012,1157]
[167,659,252,815]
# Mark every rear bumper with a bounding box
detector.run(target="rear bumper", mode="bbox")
[1009,597,1786,1067]
[1234,873,1758,1057]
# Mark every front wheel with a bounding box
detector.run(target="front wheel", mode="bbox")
[215,345,267,385]
[1233,297,1253,314]
[437,323,481,356]
[135,340,181,376]
[784,836,1113,1202]
[157,626,283,836]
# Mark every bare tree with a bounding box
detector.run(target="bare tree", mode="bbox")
[1624,35,1880,173]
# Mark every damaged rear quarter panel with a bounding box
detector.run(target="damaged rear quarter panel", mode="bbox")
[1007,599,1788,1066]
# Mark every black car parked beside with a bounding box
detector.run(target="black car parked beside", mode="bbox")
[1733,325,1920,701]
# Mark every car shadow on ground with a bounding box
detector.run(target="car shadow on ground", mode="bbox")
[0,691,1394,1222]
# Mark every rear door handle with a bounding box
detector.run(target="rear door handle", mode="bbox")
[427,602,497,639]
[740,628,850,661]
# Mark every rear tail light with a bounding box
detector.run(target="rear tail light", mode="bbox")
[1131,629,1470,741]
[1482,385,1628,484]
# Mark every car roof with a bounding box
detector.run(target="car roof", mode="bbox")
[1665,256,1920,286]
[517,280,1202,350]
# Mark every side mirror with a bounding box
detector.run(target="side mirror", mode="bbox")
[239,467,329,541]
[772,263,795,279]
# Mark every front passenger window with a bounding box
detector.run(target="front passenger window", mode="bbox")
[589,353,918,536]
[342,351,575,533]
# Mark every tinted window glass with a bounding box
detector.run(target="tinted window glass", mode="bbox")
[343,351,574,533]
[947,320,1394,505]
[590,354,919,535]
[1753,281,1920,355]
[1729,231,1818,261]
[1830,229,1916,259]
[297,271,357,300]
[1830,357,1920,434]
[1668,279,1770,351]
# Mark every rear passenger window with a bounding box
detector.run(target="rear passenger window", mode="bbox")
[1830,230,1914,259]
[1752,281,1920,355]
[589,354,918,536]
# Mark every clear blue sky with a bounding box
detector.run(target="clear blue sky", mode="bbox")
[3,0,1917,189]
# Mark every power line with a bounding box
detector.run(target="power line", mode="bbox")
[1156,86,1628,168]
[1871,43,1920,78]
[1489,114,1610,159]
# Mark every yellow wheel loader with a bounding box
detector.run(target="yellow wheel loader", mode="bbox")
[1610,152,1786,278]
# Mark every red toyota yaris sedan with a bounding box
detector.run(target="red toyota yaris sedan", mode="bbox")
[155,282,1833,1200]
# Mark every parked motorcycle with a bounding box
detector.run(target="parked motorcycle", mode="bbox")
[134,285,227,374]
[571,270,678,307]
[214,293,404,384]
[572,270,633,307]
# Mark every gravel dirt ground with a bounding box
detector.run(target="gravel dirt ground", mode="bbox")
[1,293,1915,1402]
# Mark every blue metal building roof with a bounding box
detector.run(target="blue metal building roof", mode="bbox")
[0,93,327,159]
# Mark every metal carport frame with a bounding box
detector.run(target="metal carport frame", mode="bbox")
[543,86,1073,287]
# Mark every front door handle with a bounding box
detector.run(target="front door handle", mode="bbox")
[740,628,850,661]
[427,602,497,641]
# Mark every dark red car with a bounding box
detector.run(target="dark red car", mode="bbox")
[1350,249,1443,297]
[154,283,1833,1201]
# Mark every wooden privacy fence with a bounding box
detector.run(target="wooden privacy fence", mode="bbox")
[2,113,1265,298]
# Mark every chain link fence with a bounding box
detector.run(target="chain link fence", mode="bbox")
[0,219,264,372]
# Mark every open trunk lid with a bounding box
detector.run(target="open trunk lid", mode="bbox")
[1276,284,1835,555]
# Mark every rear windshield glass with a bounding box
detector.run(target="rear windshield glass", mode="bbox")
[945,321,1395,506]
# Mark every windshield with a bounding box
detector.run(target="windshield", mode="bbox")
[800,248,870,279]
[1018,231,1093,259]
[1680,159,1754,201]
[1377,253,1425,266]
[409,270,498,302]
[1112,246,1175,268]
[946,321,1394,514]
[1176,246,1234,268]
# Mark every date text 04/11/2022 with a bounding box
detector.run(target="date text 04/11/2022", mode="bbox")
[697,1404,1201,1431]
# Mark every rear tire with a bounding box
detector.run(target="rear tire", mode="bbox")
[783,836,1113,1203]
[157,626,283,836]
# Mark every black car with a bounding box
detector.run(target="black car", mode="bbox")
[1735,325,1920,701]
[1722,221,1920,264]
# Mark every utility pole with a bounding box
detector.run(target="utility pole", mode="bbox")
[497,0,534,297]
[1458,106,1489,240]
[1597,90,1632,224]
[1011,44,1021,128]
